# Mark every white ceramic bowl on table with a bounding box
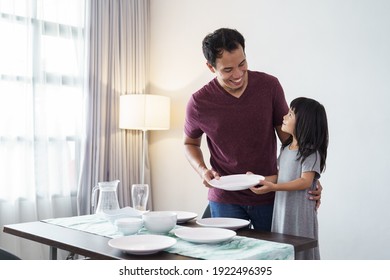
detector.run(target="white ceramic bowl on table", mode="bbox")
[115,217,143,235]
[102,207,145,224]
[142,211,177,234]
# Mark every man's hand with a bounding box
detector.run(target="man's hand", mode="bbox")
[202,169,220,188]
[308,180,323,210]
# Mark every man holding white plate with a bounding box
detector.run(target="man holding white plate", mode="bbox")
[183,28,322,231]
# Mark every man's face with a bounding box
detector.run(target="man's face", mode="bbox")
[207,45,248,95]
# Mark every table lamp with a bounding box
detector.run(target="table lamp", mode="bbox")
[119,94,170,185]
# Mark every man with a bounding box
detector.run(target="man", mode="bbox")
[184,28,321,231]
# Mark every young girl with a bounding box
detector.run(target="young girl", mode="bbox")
[250,97,328,260]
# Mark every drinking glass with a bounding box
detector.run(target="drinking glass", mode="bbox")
[131,184,149,211]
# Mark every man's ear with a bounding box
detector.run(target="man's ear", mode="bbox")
[206,62,215,73]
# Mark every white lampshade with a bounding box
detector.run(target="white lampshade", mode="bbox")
[119,94,170,131]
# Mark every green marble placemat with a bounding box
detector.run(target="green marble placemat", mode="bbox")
[43,214,294,260]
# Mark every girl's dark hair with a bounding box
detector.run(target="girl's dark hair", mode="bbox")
[202,28,245,68]
[282,97,329,172]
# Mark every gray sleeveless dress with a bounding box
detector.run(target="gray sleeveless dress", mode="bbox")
[271,147,321,260]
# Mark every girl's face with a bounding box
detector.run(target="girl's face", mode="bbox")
[282,109,296,136]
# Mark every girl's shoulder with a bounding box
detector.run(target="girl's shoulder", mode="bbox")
[302,151,322,174]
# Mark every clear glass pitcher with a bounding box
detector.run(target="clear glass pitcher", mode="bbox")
[91,180,120,214]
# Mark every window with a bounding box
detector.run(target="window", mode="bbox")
[0,0,85,203]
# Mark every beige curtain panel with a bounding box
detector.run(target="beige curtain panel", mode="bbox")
[77,0,152,215]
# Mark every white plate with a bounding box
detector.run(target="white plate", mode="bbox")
[174,227,236,244]
[108,235,176,255]
[175,211,198,224]
[196,217,250,230]
[209,174,264,191]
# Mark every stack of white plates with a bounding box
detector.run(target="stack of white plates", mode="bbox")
[174,211,198,224]
[174,227,236,244]
[196,217,250,230]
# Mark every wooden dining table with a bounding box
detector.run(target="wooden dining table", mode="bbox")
[2,217,317,260]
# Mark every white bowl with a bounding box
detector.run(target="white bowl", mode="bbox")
[102,207,144,224]
[142,211,177,234]
[115,217,143,235]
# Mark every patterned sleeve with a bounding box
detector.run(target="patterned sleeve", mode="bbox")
[184,95,203,139]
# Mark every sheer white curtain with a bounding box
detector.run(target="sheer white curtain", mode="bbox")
[77,0,151,215]
[0,0,85,259]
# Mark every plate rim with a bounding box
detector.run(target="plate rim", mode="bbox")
[174,227,236,244]
[108,234,177,254]
[209,174,264,191]
[196,217,250,230]
[174,211,198,223]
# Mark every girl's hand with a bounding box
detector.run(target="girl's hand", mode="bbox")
[250,180,274,195]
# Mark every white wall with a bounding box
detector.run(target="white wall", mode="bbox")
[149,0,390,259]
